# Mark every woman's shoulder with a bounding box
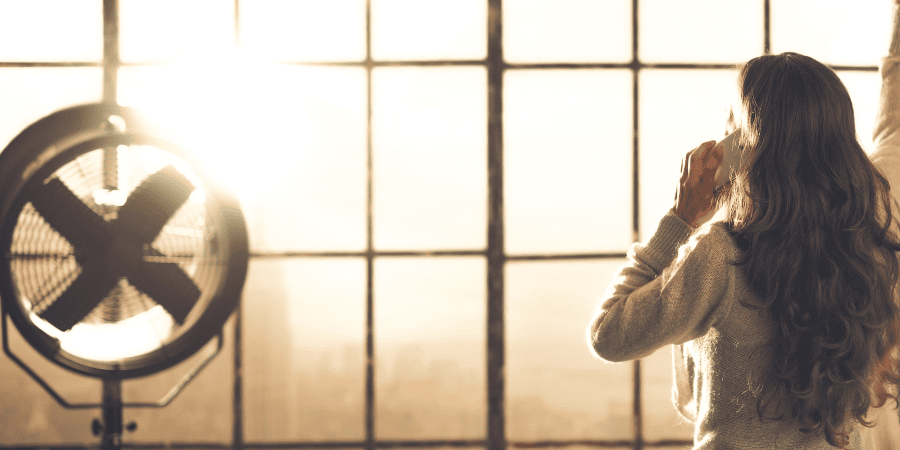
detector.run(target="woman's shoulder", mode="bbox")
[675,215,741,264]
[707,220,740,250]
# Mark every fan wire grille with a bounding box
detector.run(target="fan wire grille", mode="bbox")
[6,145,227,356]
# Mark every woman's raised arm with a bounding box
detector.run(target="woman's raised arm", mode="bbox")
[871,2,900,195]
[866,3,900,448]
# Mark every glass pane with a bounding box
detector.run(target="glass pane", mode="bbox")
[244,258,366,441]
[0,0,102,62]
[120,0,235,63]
[639,0,763,63]
[507,260,633,440]
[239,0,366,63]
[371,0,486,61]
[118,65,368,252]
[0,321,100,444]
[772,0,891,66]
[372,67,487,250]
[505,70,633,255]
[375,257,486,439]
[837,71,881,155]
[0,68,102,152]
[642,347,694,441]
[123,319,234,441]
[639,69,738,241]
[504,0,631,63]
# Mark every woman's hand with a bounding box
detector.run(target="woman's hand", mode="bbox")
[673,140,724,227]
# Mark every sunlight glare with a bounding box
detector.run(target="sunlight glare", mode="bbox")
[238,0,366,62]
[32,305,174,362]
[92,188,127,206]
[92,145,130,207]
[117,51,315,203]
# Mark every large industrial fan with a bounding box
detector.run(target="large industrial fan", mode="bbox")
[0,103,249,447]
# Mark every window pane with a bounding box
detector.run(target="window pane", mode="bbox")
[0,322,100,443]
[505,70,633,255]
[375,257,486,439]
[639,69,738,241]
[124,320,234,441]
[0,68,102,152]
[837,71,881,155]
[639,0,763,63]
[372,0,486,61]
[507,260,633,440]
[0,0,102,62]
[118,65,368,252]
[244,258,366,441]
[239,0,366,63]
[372,67,487,250]
[772,0,890,66]
[504,0,631,63]
[120,0,235,63]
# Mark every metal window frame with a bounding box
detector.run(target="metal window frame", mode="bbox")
[0,0,881,450]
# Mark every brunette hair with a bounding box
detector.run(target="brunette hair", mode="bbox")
[724,52,900,447]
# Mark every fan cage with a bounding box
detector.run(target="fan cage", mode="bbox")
[0,113,246,379]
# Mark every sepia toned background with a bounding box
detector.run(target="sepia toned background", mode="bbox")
[0,0,894,448]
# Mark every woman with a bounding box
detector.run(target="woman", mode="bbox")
[588,5,900,449]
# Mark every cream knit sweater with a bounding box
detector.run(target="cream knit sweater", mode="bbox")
[588,6,900,450]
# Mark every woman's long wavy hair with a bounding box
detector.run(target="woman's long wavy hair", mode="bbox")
[723,52,900,447]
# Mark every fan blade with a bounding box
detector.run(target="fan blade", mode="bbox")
[39,269,118,331]
[115,164,195,244]
[29,178,113,249]
[128,261,200,324]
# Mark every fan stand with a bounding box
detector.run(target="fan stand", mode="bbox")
[95,378,127,450]
[92,379,145,450]
[2,306,224,449]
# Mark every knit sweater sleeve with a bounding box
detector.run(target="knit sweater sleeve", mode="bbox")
[587,210,735,362]
[871,4,900,195]
[868,6,900,449]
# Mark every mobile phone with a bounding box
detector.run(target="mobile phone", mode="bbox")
[714,128,742,190]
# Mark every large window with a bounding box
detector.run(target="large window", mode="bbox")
[0,0,889,448]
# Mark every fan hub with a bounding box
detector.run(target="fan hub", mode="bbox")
[104,234,142,278]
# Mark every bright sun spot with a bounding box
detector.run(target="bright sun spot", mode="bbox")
[117,50,315,204]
